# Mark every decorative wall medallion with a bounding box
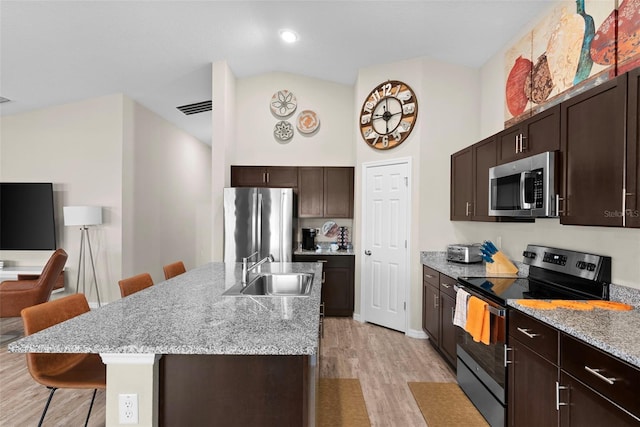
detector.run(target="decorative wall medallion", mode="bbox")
[297,110,320,134]
[270,90,297,118]
[274,120,294,142]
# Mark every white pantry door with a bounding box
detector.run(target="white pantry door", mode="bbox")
[362,160,409,332]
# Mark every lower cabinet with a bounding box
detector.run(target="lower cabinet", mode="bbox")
[422,265,457,368]
[159,354,313,426]
[293,255,354,316]
[508,310,640,426]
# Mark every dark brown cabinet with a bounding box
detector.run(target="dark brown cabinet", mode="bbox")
[498,104,560,164]
[231,166,299,188]
[422,267,440,347]
[298,167,354,218]
[421,266,457,367]
[451,147,473,220]
[560,75,628,226]
[507,310,640,426]
[508,310,559,427]
[451,137,498,221]
[626,67,640,228]
[293,254,354,317]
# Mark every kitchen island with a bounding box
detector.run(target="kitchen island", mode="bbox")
[9,261,323,426]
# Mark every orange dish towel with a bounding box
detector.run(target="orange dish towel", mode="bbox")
[465,296,490,345]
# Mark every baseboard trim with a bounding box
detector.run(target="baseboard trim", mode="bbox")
[353,312,363,322]
[406,328,428,339]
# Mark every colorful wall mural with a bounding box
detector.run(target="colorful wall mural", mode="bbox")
[504,0,640,125]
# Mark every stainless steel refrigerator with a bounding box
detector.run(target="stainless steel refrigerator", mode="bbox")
[223,187,294,263]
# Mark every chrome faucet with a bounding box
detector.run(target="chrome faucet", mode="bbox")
[242,252,274,285]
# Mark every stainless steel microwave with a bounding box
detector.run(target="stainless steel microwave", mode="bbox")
[489,151,558,218]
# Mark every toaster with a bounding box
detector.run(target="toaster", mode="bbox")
[447,244,482,264]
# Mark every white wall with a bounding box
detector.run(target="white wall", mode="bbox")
[0,94,124,303]
[356,58,480,332]
[234,72,355,166]
[1,94,212,303]
[122,97,212,284]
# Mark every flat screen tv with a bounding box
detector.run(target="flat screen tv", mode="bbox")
[0,182,57,250]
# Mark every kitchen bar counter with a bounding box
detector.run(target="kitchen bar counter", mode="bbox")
[9,261,323,426]
[9,261,322,355]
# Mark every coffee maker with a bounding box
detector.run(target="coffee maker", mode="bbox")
[301,228,317,250]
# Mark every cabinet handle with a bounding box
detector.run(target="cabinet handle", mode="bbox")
[515,135,519,154]
[465,201,471,216]
[584,366,616,385]
[425,274,435,279]
[555,382,568,410]
[520,135,527,152]
[266,172,270,183]
[317,260,328,263]
[433,294,438,309]
[441,283,451,289]
[517,327,539,339]
[504,345,512,367]
[555,195,565,215]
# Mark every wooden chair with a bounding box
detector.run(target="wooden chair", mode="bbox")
[21,293,106,427]
[118,273,154,298]
[163,261,186,280]
[0,249,68,318]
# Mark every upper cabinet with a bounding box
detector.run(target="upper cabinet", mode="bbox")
[298,167,354,218]
[497,104,560,164]
[559,74,628,226]
[451,137,498,221]
[230,166,299,188]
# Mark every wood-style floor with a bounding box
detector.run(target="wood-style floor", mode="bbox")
[1,316,455,426]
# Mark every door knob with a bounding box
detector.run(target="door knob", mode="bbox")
[364,250,372,256]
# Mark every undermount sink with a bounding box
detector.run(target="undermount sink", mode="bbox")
[223,273,314,297]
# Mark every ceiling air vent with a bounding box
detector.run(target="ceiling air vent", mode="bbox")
[176,100,212,115]
[0,97,11,104]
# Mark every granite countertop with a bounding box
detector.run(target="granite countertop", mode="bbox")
[421,250,640,369]
[9,262,322,356]
[294,248,355,256]
[420,251,529,278]
[509,301,640,369]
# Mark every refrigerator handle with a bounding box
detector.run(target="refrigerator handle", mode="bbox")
[257,192,263,256]
[280,190,286,261]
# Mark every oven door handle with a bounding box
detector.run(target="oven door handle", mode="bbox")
[454,284,506,317]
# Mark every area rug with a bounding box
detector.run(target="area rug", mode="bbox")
[408,382,489,427]
[318,378,370,427]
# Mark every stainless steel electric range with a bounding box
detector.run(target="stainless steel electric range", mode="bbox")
[455,244,612,427]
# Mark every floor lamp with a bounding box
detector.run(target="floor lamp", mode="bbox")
[63,206,102,306]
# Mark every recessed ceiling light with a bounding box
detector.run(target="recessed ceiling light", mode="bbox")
[279,29,298,43]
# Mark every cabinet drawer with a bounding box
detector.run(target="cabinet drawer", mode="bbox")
[439,274,456,298]
[561,334,640,419]
[508,310,558,363]
[423,266,439,287]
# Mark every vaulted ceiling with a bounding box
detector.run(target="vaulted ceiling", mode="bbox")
[0,1,552,144]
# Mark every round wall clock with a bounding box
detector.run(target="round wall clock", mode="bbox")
[359,80,418,150]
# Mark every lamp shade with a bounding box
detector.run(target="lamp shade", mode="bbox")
[63,206,102,226]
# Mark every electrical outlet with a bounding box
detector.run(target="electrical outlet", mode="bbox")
[118,393,138,424]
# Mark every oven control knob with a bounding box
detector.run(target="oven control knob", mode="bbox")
[522,251,536,259]
[586,263,596,272]
[576,261,587,269]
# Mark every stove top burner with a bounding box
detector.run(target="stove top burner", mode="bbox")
[457,244,611,305]
[457,276,603,305]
